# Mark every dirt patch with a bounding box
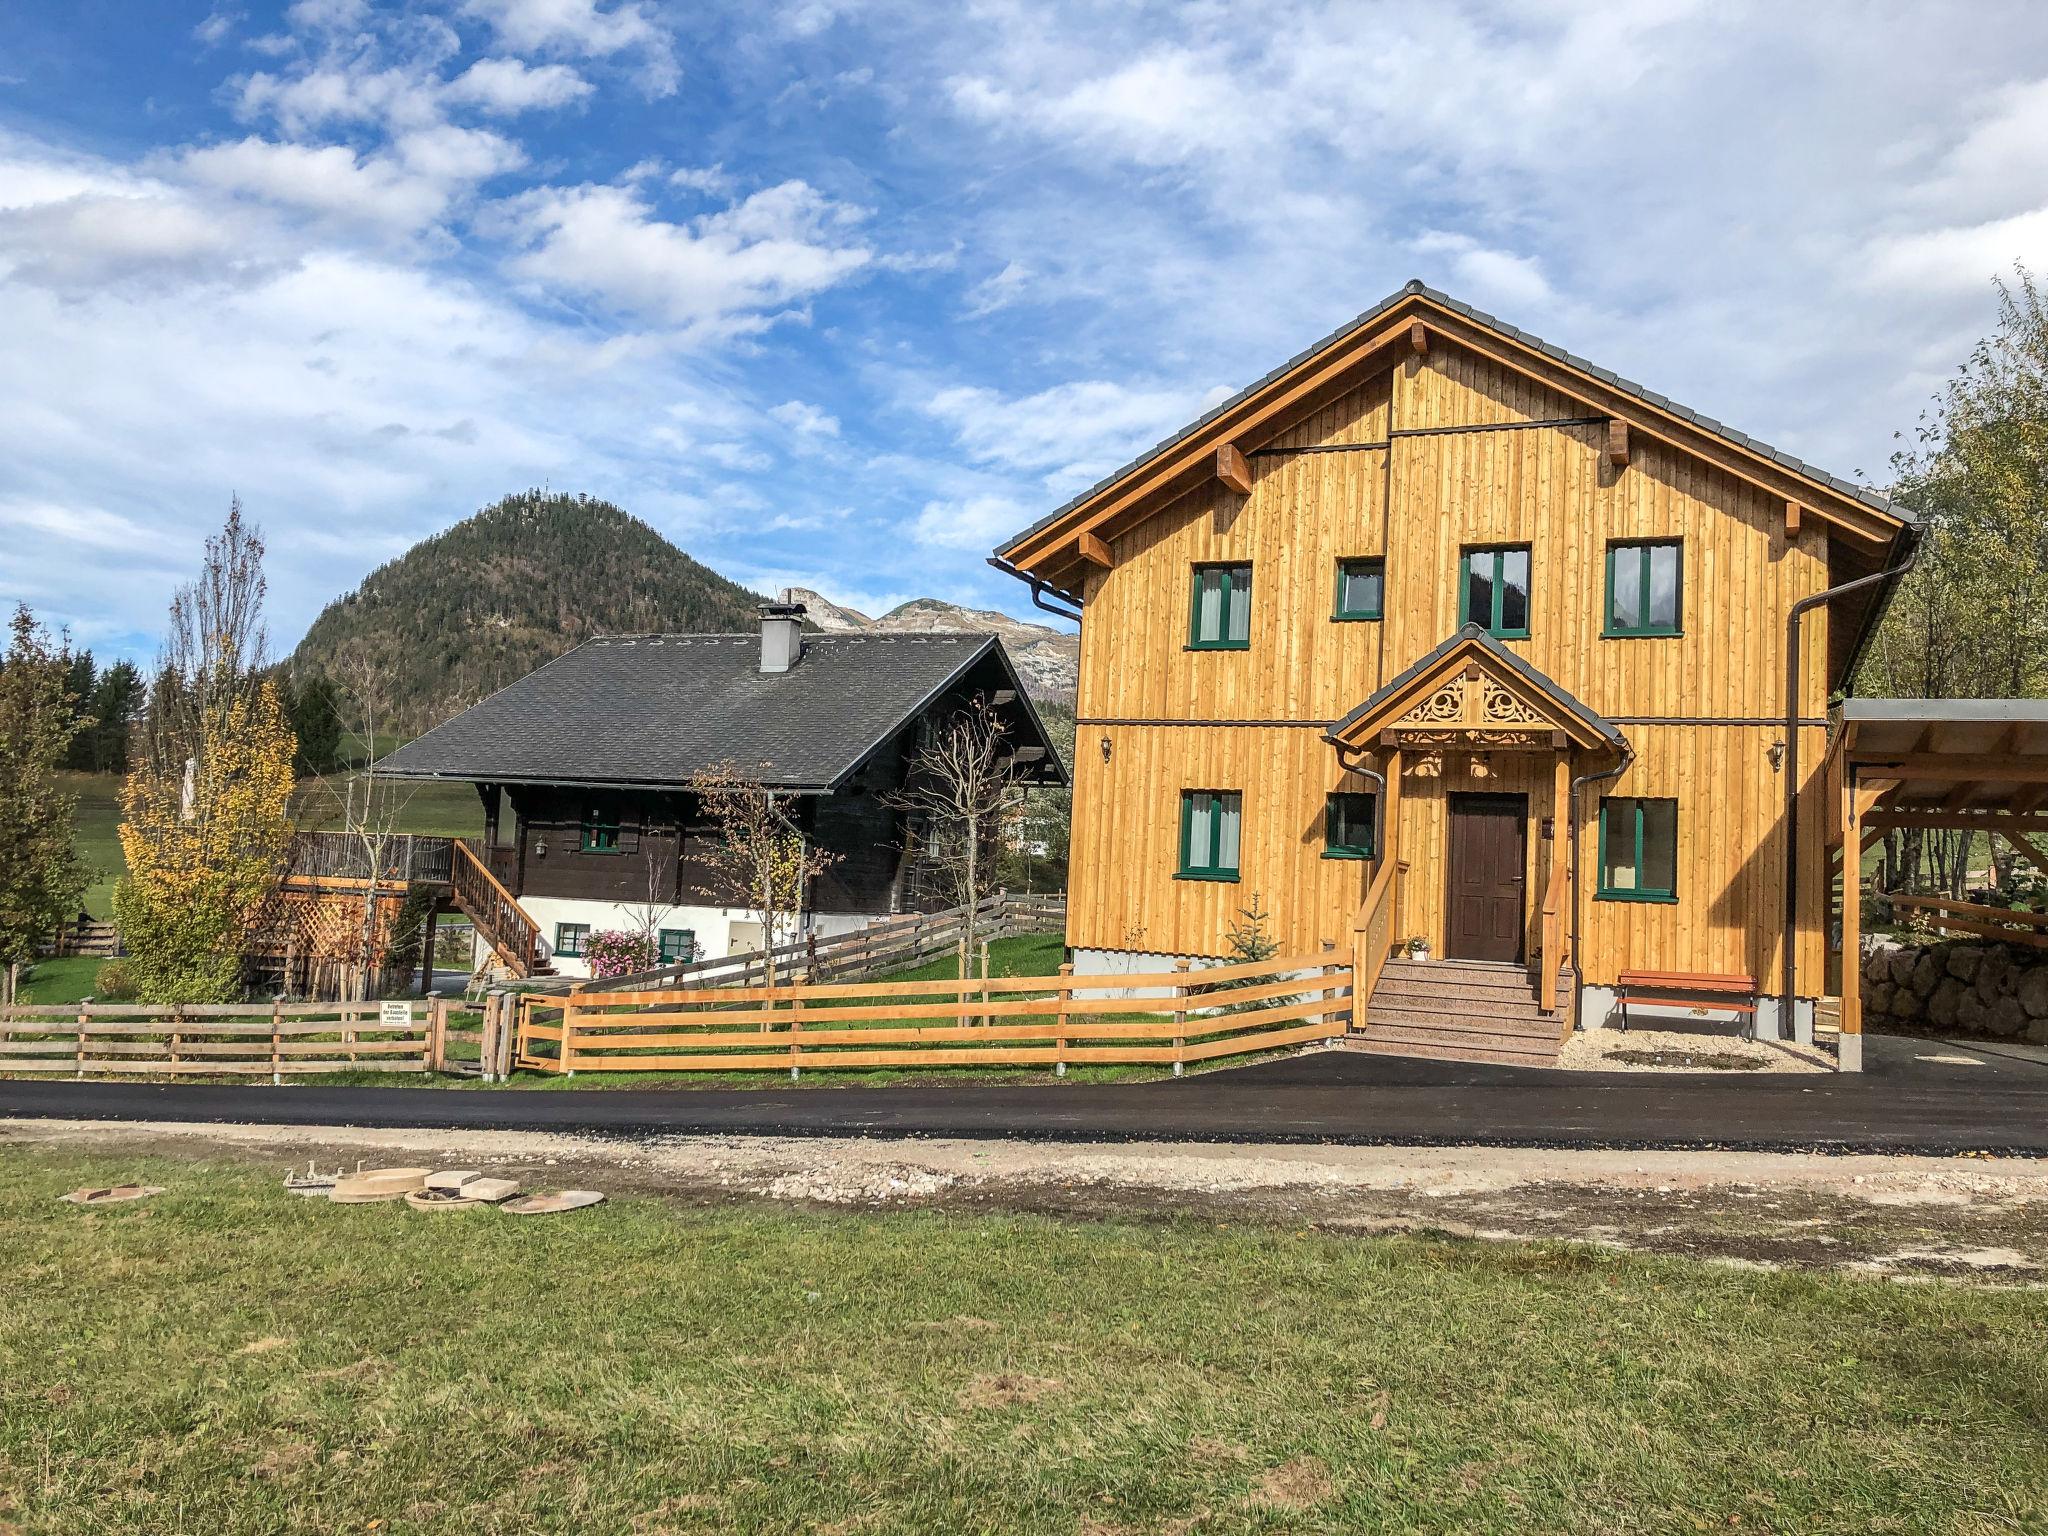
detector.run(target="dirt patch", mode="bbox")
[249,1441,318,1480]
[1248,1455,1336,1510]
[957,1373,1064,1410]
[10,1118,2048,1279]
[1604,1049,1764,1071]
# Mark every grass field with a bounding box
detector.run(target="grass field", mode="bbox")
[61,771,487,917]
[2,1148,2043,1534]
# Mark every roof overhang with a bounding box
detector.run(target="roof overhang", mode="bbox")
[1326,626,1625,756]
[1830,699,2048,835]
[995,282,1913,594]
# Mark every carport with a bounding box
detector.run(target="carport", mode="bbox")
[1826,699,2048,1070]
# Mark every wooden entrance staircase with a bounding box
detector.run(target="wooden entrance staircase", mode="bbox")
[449,840,553,978]
[1347,957,1569,1067]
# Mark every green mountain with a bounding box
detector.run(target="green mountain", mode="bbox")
[288,490,765,737]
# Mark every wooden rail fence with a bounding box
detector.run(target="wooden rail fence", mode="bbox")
[37,918,123,958]
[0,999,445,1080]
[1889,894,2048,951]
[571,891,1067,995]
[518,949,1349,1076]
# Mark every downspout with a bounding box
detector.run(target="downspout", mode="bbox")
[1779,530,1921,1036]
[1569,743,1635,1023]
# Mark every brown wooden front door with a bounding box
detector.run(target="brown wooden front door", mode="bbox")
[1445,793,1527,964]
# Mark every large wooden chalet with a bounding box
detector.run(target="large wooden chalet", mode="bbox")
[992,280,1965,1069]
[375,605,1062,979]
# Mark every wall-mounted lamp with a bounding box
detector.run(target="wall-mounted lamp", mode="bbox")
[1099,735,1112,763]
[534,839,548,858]
[1767,740,1786,772]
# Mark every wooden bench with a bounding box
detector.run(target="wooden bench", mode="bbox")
[1614,971,1759,1039]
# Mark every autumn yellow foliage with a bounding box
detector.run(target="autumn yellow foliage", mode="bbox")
[114,678,297,1003]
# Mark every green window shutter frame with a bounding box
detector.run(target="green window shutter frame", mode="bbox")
[1596,796,1679,902]
[1333,557,1384,621]
[1604,540,1683,637]
[1323,791,1377,858]
[1458,545,1532,639]
[1177,789,1242,880]
[1188,563,1252,649]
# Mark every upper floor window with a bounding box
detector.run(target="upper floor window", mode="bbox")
[1333,557,1384,622]
[1460,545,1531,638]
[1606,540,1682,637]
[1188,563,1252,650]
[580,807,621,853]
[1598,796,1678,903]
[554,922,591,958]
[1178,789,1242,880]
[1323,791,1377,859]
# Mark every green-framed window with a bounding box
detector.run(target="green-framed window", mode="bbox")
[1177,789,1242,880]
[1459,545,1532,638]
[1323,791,1377,859]
[1188,563,1252,649]
[554,922,591,958]
[1333,557,1384,621]
[658,928,696,964]
[1605,539,1682,637]
[1597,797,1678,902]
[580,807,621,853]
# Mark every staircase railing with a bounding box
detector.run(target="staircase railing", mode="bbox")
[1350,857,1407,1028]
[451,838,542,977]
[1538,841,1569,1014]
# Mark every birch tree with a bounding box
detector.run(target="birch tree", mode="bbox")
[687,766,838,985]
[885,695,1021,975]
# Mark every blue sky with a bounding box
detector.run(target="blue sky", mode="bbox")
[4,0,2048,664]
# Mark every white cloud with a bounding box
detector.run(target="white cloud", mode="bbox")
[460,0,679,95]
[910,493,1035,553]
[669,164,733,195]
[193,7,243,46]
[176,137,459,234]
[962,259,1031,317]
[1412,232,1554,310]
[497,180,872,334]
[770,400,840,437]
[443,56,593,114]
[923,378,1208,492]
[0,190,266,293]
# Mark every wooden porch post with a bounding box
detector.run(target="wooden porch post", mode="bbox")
[1839,762,1864,1072]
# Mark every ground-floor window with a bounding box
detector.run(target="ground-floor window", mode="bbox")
[554,922,591,957]
[658,927,697,964]
[1323,791,1376,858]
[1597,796,1678,902]
[1178,789,1242,880]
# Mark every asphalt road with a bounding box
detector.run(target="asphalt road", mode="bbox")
[3,1049,2045,1154]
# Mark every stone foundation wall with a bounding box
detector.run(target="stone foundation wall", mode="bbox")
[1863,939,2048,1045]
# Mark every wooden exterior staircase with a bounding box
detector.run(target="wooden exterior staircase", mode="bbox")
[1348,957,1570,1066]
[450,839,553,978]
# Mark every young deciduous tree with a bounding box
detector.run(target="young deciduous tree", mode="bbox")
[687,765,838,986]
[1861,264,2048,896]
[0,605,90,970]
[114,501,299,1002]
[885,695,1023,975]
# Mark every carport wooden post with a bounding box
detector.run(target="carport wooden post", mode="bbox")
[1171,958,1190,1077]
[1054,962,1072,1077]
[1840,762,1864,1072]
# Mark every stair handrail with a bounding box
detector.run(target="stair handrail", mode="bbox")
[451,838,541,975]
[1351,856,1407,1026]
[1538,843,1569,1014]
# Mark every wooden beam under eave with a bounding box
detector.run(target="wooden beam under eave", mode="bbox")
[1215,443,1253,496]
[1784,501,1802,538]
[2008,833,2048,879]
[1076,530,1113,569]
[1606,419,1629,468]
[1408,320,1428,356]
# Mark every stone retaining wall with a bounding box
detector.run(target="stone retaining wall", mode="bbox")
[1863,938,2048,1045]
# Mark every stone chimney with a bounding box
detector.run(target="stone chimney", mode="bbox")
[758,601,806,673]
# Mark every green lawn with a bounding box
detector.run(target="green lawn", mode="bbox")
[2,1149,2043,1534]
[58,771,125,916]
[10,956,105,1006]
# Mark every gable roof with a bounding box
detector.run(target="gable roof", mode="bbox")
[995,279,1911,592]
[1325,625,1625,754]
[375,632,1065,793]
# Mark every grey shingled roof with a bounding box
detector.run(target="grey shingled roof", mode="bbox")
[1841,698,2048,725]
[998,279,1907,556]
[1324,624,1626,749]
[376,632,1057,791]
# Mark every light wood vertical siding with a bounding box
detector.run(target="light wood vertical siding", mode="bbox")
[1067,334,1845,986]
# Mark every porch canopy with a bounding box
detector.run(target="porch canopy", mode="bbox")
[1326,626,1626,1012]
[1828,698,2048,1067]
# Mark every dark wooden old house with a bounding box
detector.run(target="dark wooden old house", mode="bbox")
[376,605,1063,978]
